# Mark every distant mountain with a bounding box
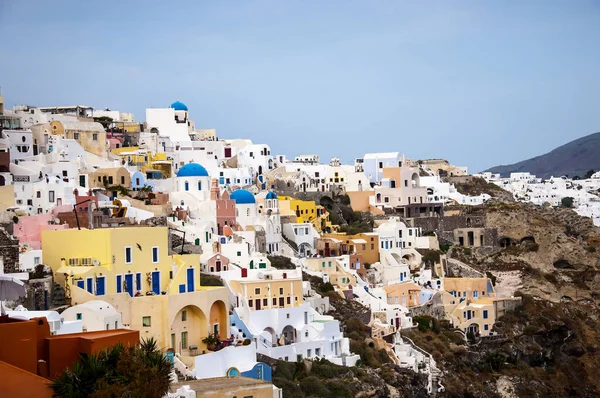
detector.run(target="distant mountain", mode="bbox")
[485,132,600,179]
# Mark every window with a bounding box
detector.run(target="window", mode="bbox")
[142,316,151,327]
[255,288,261,295]
[287,297,291,305]
[182,310,187,321]
[121,176,125,184]
[279,288,284,295]
[484,324,489,331]
[62,170,68,177]
[181,331,188,348]
[273,298,277,305]
[409,230,412,236]
[92,133,98,141]
[34,256,41,265]
[36,191,41,198]
[125,247,132,264]
[249,300,253,307]
[263,298,268,306]
[49,191,55,203]
[152,247,159,263]
[483,310,488,319]
[76,313,82,320]
[237,251,241,257]
[378,162,383,168]
[74,133,79,140]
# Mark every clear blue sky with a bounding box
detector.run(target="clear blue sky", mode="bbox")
[1,1,599,172]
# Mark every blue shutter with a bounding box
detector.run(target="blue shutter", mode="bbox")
[116,275,122,293]
[179,284,185,293]
[86,278,93,294]
[136,273,142,291]
[125,274,134,297]
[77,279,85,290]
[152,271,160,295]
[186,268,194,292]
[96,277,105,296]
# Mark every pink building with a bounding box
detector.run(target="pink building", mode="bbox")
[13,214,68,250]
[211,179,236,235]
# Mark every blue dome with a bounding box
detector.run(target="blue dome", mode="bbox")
[230,189,256,204]
[177,163,209,177]
[170,101,188,111]
[266,191,278,200]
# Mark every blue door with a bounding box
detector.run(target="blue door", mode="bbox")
[96,276,105,296]
[86,278,94,294]
[77,279,85,290]
[152,271,160,295]
[136,273,142,292]
[125,274,134,297]
[186,268,194,292]
[116,275,122,293]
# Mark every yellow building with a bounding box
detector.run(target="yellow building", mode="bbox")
[278,196,318,223]
[229,272,303,311]
[111,146,172,178]
[303,257,357,291]
[42,227,229,354]
[383,282,423,307]
[49,119,107,157]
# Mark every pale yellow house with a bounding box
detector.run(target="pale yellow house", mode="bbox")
[42,226,229,354]
[229,275,303,311]
[50,119,107,157]
[303,257,357,291]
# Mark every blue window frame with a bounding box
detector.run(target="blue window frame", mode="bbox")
[152,271,160,295]
[186,268,194,292]
[116,275,122,293]
[179,284,185,293]
[77,279,85,290]
[86,277,94,294]
[96,276,105,296]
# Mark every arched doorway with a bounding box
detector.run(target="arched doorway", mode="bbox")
[281,325,296,344]
[209,300,228,337]
[260,327,277,347]
[171,305,207,354]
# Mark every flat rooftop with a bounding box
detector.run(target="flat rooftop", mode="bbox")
[170,376,268,393]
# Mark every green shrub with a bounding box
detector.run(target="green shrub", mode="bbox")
[299,376,330,397]
[273,377,303,398]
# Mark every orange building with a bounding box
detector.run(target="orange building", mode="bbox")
[0,315,139,380]
[0,361,53,397]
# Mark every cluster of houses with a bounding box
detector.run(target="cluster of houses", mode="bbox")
[478,171,600,226]
[0,93,520,397]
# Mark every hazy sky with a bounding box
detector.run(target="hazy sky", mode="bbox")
[1,1,599,172]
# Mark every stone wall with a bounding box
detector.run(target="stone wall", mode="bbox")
[0,228,19,273]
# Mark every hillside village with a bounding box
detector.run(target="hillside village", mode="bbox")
[2,93,596,397]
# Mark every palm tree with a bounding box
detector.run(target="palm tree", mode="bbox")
[51,338,171,398]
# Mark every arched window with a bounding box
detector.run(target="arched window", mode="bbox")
[198,181,202,190]
[226,367,240,377]
[184,181,189,191]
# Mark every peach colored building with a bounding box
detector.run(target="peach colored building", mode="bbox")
[13,213,68,249]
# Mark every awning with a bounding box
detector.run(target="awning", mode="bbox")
[56,266,96,276]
